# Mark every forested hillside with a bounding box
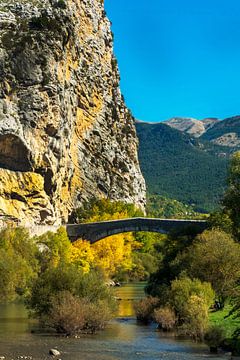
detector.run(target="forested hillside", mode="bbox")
[136,122,228,212]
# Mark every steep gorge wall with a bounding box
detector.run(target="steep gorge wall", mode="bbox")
[0,0,146,225]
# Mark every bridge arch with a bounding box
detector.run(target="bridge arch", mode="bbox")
[66,217,208,244]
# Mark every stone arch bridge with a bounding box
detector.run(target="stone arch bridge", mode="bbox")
[66,217,208,243]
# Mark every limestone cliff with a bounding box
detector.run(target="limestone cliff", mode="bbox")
[0,0,146,225]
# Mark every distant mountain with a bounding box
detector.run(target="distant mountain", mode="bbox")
[164,116,240,150]
[200,116,240,149]
[136,121,229,212]
[164,117,219,137]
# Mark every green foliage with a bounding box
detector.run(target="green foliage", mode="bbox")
[36,227,71,270]
[146,194,203,219]
[136,122,228,212]
[178,294,209,341]
[71,198,143,223]
[204,326,226,351]
[146,232,196,296]
[166,277,214,340]
[26,263,115,318]
[209,305,240,338]
[222,151,240,239]
[127,252,160,281]
[173,229,240,304]
[0,227,39,302]
[208,210,233,234]
[133,231,165,253]
[169,277,214,321]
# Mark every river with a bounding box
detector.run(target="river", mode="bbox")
[0,283,230,360]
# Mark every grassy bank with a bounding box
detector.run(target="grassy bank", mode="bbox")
[209,306,240,338]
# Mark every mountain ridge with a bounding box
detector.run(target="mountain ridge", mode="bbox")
[136,119,237,212]
[137,115,240,150]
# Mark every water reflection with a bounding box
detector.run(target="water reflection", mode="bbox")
[114,282,145,317]
[0,284,230,360]
[0,302,34,336]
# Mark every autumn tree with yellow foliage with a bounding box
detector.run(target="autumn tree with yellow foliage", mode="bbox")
[71,199,162,280]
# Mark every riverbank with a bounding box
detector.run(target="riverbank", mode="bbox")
[209,305,240,337]
[0,284,233,360]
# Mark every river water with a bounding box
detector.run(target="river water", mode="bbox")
[0,283,230,360]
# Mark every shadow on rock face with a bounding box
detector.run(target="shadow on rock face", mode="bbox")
[0,133,32,172]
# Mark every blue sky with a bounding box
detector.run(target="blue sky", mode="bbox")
[105,0,240,122]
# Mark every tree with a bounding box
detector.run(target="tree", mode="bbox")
[26,264,116,334]
[168,277,214,340]
[180,294,209,341]
[26,263,116,319]
[0,227,39,301]
[71,198,143,223]
[169,276,214,322]
[70,199,144,278]
[71,239,94,273]
[208,211,233,234]
[222,151,240,239]
[36,227,72,270]
[173,229,240,305]
[145,232,196,297]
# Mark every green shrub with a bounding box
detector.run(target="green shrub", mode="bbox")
[0,227,39,302]
[26,264,116,327]
[178,295,209,341]
[169,276,214,321]
[204,325,226,352]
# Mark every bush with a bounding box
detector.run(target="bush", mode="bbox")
[48,291,113,334]
[178,295,209,341]
[48,291,86,334]
[174,229,240,305]
[204,325,226,353]
[169,276,214,322]
[134,296,159,323]
[26,264,117,333]
[154,306,176,331]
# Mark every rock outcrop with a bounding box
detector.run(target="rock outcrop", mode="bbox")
[0,0,146,225]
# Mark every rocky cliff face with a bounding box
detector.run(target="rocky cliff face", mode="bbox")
[0,0,146,225]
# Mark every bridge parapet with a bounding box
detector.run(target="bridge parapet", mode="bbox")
[66,217,208,243]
